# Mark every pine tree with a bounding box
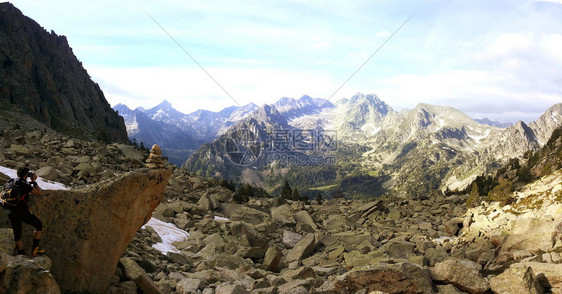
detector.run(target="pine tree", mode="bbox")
[234,185,250,203]
[281,180,292,200]
[466,182,480,208]
[316,193,323,205]
[292,188,301,201]
[487,178,514,204]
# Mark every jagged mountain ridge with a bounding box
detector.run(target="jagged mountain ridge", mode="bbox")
[0,3,128,143]
[183,92,562,198]
[474,118,512,128]
[113,101,258,165]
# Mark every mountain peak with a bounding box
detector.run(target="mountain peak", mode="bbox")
[113,103,131,112]
[350,93,382,104]
[340,93,391,116]
[156,99,173,109]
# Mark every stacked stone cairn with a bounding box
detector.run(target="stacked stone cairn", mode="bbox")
[145,144,165,169]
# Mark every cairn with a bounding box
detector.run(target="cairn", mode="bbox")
[145,144,165,169]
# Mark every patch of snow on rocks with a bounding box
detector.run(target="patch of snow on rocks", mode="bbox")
[143,217,189,254]
[214,216,229,222]
[0,166,70,190]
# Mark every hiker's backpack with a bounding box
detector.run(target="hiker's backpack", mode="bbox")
[0,179,24,208]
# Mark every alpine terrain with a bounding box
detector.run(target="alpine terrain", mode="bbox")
[114,100,258,166]
[3,2,562,294]
[184,93,562,198]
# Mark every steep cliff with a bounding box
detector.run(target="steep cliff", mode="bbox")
[0,3,128,143]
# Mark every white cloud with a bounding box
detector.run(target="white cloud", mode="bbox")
[483,33,534,60]
[373,31,562,123]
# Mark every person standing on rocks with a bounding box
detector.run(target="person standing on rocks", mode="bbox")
[6,167,45,256]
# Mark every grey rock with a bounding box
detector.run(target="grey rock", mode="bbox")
[120,257,164,294]
[271,205,296,225]
[263,245,283,272]
[282,230,303,248]
[430,259,489,294]
[489,266,543,294]
[215,283,250,294]
[334,262,435,294]
[293,211,318,231]
[176,278,202,294]
[285,233,316,269]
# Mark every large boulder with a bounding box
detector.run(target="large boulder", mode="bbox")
[285,233,317,269]
[293,211,318,231]
[489,266,543,294]
[24,168,172,293]
[35,166,59,181]
[228,206,271,225]
[0,252,60,293]
[8,144,31,156]
[334,262,435,294]
[430,259,489,294]
[198,192,220,211]
[262,245,283,272]
[120,257,163,294]
[499,218,560,254]
[283,230,304,248]
[271,204,296,225]
[511,262,562,293]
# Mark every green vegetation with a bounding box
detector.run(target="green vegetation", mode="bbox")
[466,182,480,208]
[316,193,323,205]
[280,180,292,201]
[486,178,514,205]
[465,125,562,203]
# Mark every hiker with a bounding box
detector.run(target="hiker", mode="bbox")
[5,167,45,256]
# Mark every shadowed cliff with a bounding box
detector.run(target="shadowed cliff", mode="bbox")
[0,3,128,143]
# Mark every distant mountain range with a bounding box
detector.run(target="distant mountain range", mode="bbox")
[474,118,513,128]
[113,93,560,198]
[179,93,562,198]
[113,100,257,165]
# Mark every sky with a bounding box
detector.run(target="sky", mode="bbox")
[8,0,562,123]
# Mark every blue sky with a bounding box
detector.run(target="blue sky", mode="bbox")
[9,0,562,123]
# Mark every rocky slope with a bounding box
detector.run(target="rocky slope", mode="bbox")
[0,3,128,143]
[2,90,562,293]
[113,163,562,293]
[0,112,173,292]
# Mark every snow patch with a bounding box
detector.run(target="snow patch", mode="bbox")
[468,129,490,143]
[143,217,189,254]
[360,123,381,136]
[434,236,454,243]
[552,113,561,123]
[0,166,70,190]
[436,116,446,129]
[151,109,167,120]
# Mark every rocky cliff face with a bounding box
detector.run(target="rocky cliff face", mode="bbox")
[0,3,128,143]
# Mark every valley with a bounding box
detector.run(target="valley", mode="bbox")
[2,2,562,293]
